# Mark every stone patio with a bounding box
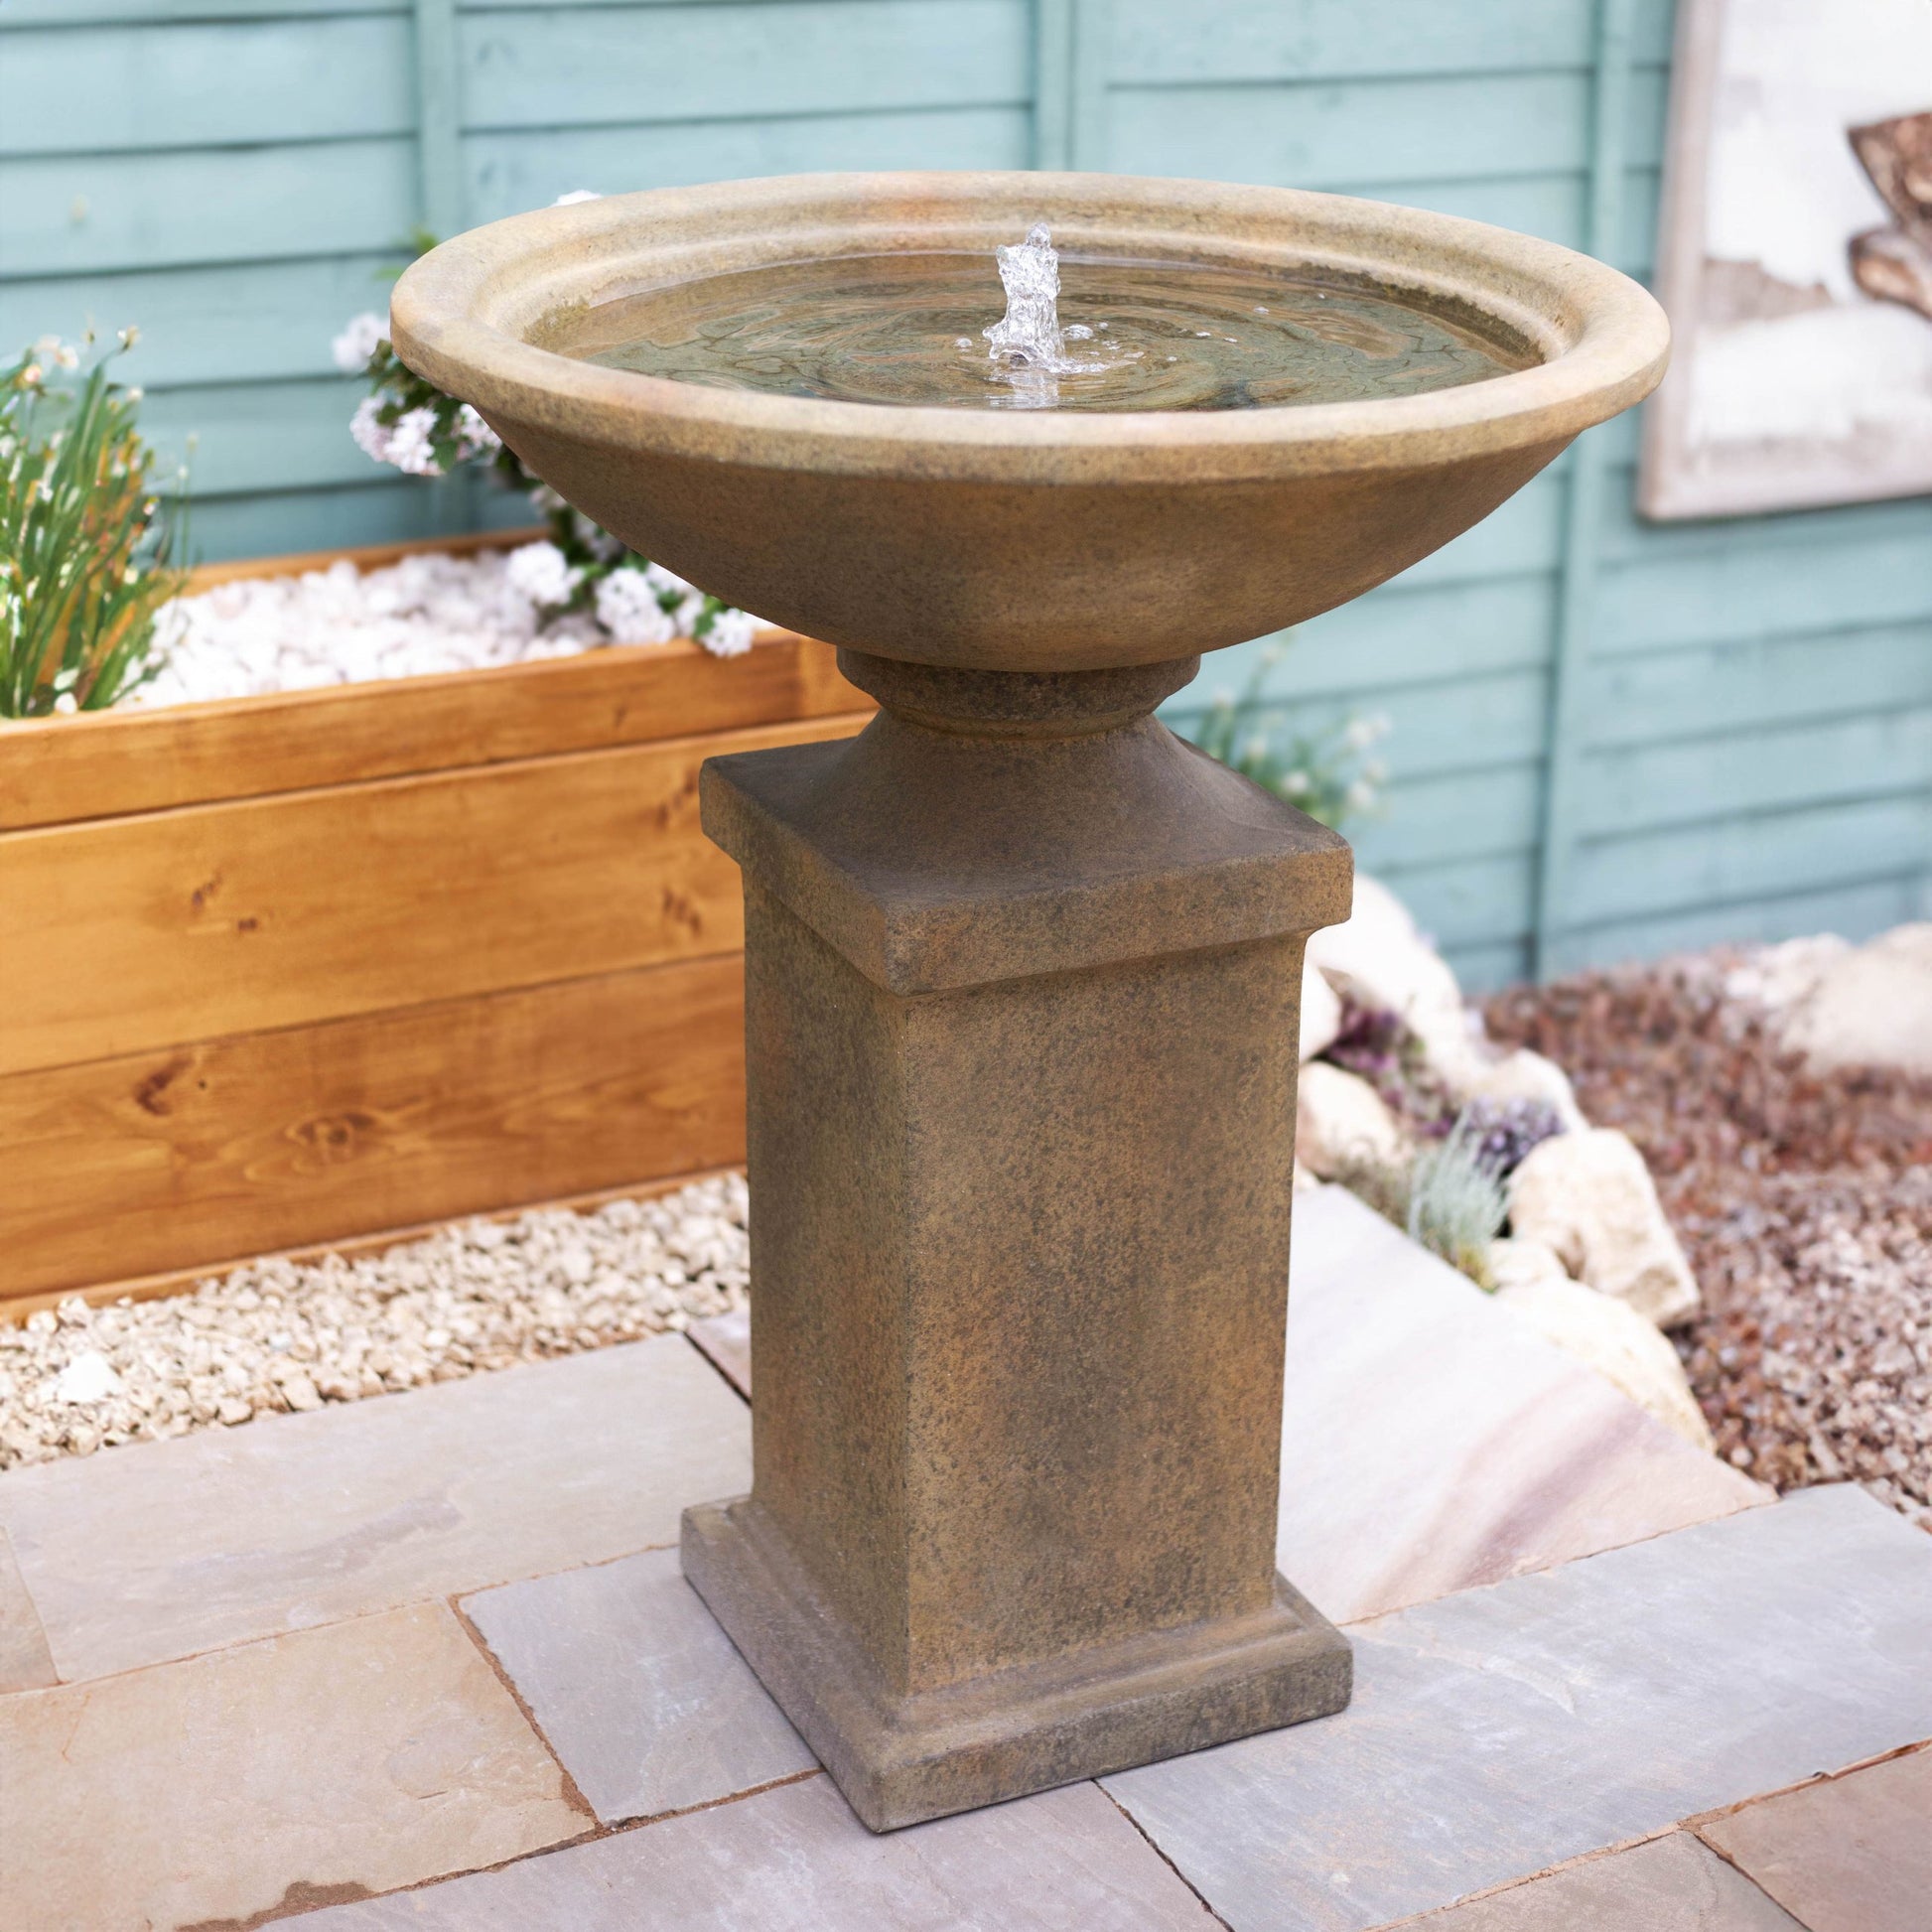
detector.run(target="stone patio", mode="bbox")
[2,1186,1926,1930]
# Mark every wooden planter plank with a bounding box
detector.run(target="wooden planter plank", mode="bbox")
[0,533,875,1311]
[0,632,867,831]
[0,955,748,1304]
[0,711,869,1078]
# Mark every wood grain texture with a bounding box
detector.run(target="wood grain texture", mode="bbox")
[0,956,748,1304]
[0,631,868,829]
[0,710,868,1075]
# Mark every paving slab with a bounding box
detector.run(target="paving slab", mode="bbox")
[0,1333,750,1682]
[290,1772,1215,1929]
[1279,1188,1765,1626]
[687,1308,752,1399]
[1106,1485,1932,1932]
[1698,1743,1932,1932]
[1407,1836,1805,1930]
[0,1599,586,1932]
[464,1544,815,1824]
[0,1524,56,1692]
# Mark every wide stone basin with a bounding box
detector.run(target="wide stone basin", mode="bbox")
[389,170,1667,673]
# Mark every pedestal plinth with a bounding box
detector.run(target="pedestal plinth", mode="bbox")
[681,650,1355,1831]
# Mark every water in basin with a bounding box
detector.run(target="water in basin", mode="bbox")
[561,224,1533,413]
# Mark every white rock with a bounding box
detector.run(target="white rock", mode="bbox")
[1484,1235,1573,1294]
[1508,1128,1701,1327]
[52,1351,124,1406]
[1298,951,1342,1062]
[1296,1062,1406,1178]
[1464,1047,1587,1132]
[1778,923,1932,1077]
[1306,874,1483,1090]
[135,550,759,710]
[1496,1274,1716,1452]
[1724,932,1851,1017]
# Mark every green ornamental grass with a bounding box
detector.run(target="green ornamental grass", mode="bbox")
[1,332,187,719]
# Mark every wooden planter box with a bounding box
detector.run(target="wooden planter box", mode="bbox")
[0,534,872,1315]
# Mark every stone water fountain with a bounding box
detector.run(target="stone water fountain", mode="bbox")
[392,172,1667,1832]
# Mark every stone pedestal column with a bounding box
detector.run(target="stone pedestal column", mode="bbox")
[681,650,1354,1831]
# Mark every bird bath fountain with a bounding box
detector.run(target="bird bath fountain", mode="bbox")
[392,172,1667,1832]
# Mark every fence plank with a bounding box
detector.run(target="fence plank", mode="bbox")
[464,106,1032,220]
[1545,876,1929,980]
[0,256,407,389]
[1587,623,1932,749]
[2,140,417,277]
[1,18,413,157]
[1569,794,1932,929]
[1111,0,1597,84]
[462,0,1030,130]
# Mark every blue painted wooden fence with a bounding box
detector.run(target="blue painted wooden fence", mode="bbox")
[3,0,1928,982]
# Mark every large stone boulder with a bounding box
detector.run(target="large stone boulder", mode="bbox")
[1494,1272,1716,1452]
[1296,1062,1406,1178]
[1778,922,1932,1077]
[1462,1047,1587,1132]
[1507,1128,1700,1327]
[1299,950,1342,1062]
[1306,875,1483,1090]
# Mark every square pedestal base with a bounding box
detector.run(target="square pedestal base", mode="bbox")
[681,1495,1352,1832]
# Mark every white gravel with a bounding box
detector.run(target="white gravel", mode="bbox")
[0,1173,748,1470]
[137,546,752,708]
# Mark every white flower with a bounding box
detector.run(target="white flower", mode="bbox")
[348,395,390,462]
[1283,770,1311,797]
[643,561,695,599]
[671,592,710,636]
[348,398,443,476]
[1242,733,1270,763]
[504,540,583,611]
[701,608,758,658]
[1345,778,1377,812]
[332,311,387,373]
[1343,712,1393,751]
[453,403,500,458]
[594,567,676,644]
[383,406,443,477]
[553,189,603,206]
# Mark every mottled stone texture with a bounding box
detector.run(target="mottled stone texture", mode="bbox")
[683,655,1353,1830]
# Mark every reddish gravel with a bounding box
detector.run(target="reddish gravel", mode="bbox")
[1485,956,1932,1529]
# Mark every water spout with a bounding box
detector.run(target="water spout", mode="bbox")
[982,224,1120,406]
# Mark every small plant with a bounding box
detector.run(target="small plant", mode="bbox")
[1189,645,1390,830]
[1331,1108,1513,1289]
[1,333,187,718]
[333,196,756,658]
[1405,1113,1509,1287]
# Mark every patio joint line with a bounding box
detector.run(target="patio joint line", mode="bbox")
[682,1327,753,1407]
[1098,1782,1235,1931]
[1683,1733,1932,1837]
[446,1593,600,1827]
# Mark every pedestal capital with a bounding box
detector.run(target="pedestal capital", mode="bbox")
[702,665,1351,995]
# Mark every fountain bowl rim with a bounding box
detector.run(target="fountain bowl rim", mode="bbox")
[390,170,1669,485]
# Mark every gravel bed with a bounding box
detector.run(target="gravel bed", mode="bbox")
[0,1173,748,1470]
[1486,956,1932,1528]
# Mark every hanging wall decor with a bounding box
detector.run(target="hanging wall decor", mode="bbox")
[1641,0,1932,518]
